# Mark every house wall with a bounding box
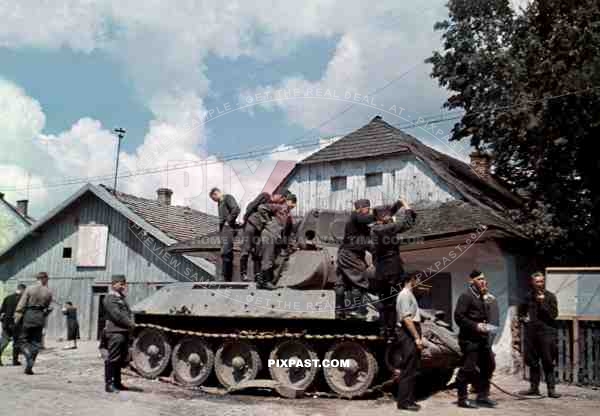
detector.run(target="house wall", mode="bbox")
[280,155,461,216]
[0,202,30,252]
[0,192,211,340]
[402,239,520,369]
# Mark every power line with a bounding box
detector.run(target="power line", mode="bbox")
[2,85,598,194]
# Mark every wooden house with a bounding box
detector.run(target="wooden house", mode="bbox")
[0,183,218,340]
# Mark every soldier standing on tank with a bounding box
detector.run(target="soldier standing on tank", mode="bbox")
[335,198,404,319]
[240,190,291,281]
[370,200,417,338]
[453,270,497,408]
[209,187,241,282]
[102,274,135,393]
[255,195,297,290]
[0,283,26,366]
[518,271,561,398]
[394,273,423,411]
[14,272,53,375]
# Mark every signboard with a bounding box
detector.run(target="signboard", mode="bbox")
[76,224,108,267]
[546,268,600,317]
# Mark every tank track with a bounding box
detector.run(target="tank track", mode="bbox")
[135,322,383,341]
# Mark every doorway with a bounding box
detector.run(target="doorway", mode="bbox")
[91,286,108,340]
[414,272,453,328]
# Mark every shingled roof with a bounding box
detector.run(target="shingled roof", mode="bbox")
[296,116,522,213]
[168,200,525,254]
[99,185,218,241]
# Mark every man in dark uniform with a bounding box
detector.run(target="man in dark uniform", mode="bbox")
[335,198,404,319]
[240,190,291,281]
[454,270,497,408]
[370,200,417,338]
[14,272,53,375]
[102,274,135,393]
[255,195,297,290]
[210,187,241,282]
[0,283,26,366]
[518,271,561,398]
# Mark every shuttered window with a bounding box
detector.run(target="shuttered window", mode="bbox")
[330,176,347,191]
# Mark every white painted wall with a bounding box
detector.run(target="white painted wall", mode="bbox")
[282,155,461,215]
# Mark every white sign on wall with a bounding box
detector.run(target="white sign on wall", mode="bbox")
[76,224,108,267]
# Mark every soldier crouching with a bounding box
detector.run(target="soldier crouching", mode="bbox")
[101,274,135,393]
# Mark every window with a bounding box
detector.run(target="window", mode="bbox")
[62,247,72,258]
[330,176,347,191]
[365,172,383,187]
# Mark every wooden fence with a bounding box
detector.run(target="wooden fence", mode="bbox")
[522,318,600,386]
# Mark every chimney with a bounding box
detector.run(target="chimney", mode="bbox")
[157,188,173,205]
[16,200,29,217]
[469,151,492,180]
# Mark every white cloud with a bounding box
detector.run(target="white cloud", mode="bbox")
[0,0,469,216]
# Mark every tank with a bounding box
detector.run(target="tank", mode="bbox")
[130,209,461,398]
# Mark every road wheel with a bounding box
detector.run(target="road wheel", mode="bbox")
[323,341,378,398]
[214,340,261,389]
[268,340,319,390]
[171,337,214,386]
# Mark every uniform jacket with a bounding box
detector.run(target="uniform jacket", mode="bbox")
[518,289,558,333]
[370,208,417,280]
[0,292,21,329]
[454,285,491,347]
[14,283,53,328]
[218,194,241,230]
[257,203,292,228]
[103,291,134,333]
[340,200,403,254]
[243,192,285,223]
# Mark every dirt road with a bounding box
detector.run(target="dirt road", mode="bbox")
[1,341,598,416]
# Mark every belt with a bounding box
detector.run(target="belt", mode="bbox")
[26,306,46,311]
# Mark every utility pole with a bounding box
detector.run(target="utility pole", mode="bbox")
[113,127,126,194]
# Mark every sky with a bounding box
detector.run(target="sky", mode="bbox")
[0,0,530,219]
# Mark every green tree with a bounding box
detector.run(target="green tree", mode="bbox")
[428,0,600,264]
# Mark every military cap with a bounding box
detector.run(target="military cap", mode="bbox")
[111,274,127,283]
[287,193,298,203]
[469,269,484,279]
[372,205,391,219]
[354,199,370,209]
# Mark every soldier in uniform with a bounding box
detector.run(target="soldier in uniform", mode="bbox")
[0,283,26,366]
[335,198,404,319]
[255,195,297,290]
[209,187,241,282]
[370,200,417,338]
[453,270,497,408]
[14,272,53,375]
[518,271,561,398]
[240,190,291,281]
[102,274,135,393]
[394,273,423,411]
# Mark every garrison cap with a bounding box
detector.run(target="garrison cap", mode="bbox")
[372,205,391,219]
[111,274,127,283]
[469,269,484,279]
[354,199,370,209]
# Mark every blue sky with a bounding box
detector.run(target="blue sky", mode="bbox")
[0,0,500,218]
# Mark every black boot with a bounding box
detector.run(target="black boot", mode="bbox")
[13,348,21,366]
[240,255,249,282]
[457,380,477,408]
[256,270,277,290]
[105,361,119,393]
[519,366,541,395]
[113,364,129,391]
[546,371,561,398]
[334,284,346,319]
[22,345,34,375]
